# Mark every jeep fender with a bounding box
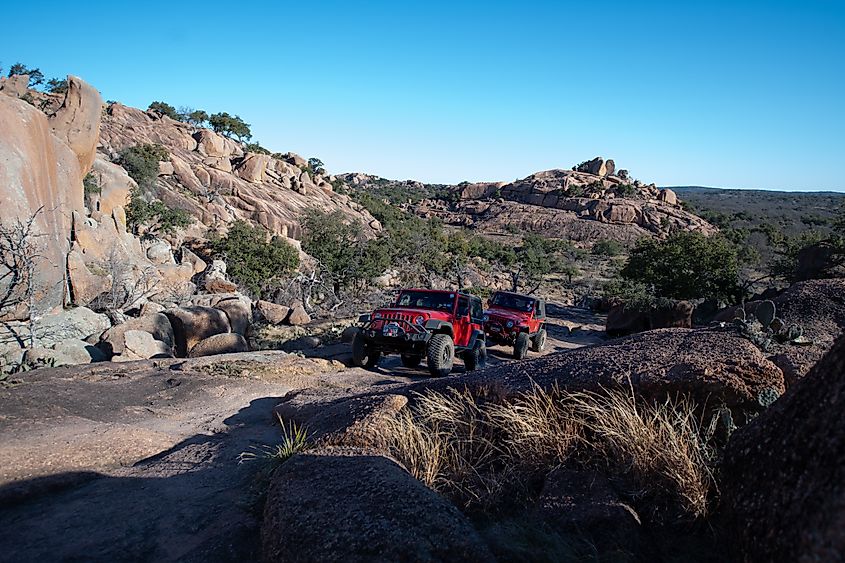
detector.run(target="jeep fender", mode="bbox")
[424,319,453,335]
[465,329,485,350]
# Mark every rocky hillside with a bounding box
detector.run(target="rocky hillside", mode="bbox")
[98,104,380,240]
[341,158,717,244]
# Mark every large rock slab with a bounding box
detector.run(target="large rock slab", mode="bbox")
[720,333,845,562]
[164,306,231,357]
[48,76,102,174]
[413,328,784,415]
[0,92,86,314]
[262,447,494,562]
[188,333,248,358]
[214,296,252,336]
[99,313,174,356]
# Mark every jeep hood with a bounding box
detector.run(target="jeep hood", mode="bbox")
[484,306,530,323]
[373,308,452,321]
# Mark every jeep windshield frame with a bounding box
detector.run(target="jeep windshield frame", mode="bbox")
[489,292,536,313]
[394,290,455,313]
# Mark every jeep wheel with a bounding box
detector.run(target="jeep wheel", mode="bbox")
[400,354,422,368]
[514,332,530,360]
[352,332,381,369]
[464,339,487,371]
[426,334,455,377]
[531,328,547,353]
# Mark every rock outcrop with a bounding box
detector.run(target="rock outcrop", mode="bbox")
[98,104,380,240]
[373,161,717,242]
[262,447,494,562]
[720,333,845,562]
[48,76,102,173]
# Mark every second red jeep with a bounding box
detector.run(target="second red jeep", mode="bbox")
[483,291,547,359]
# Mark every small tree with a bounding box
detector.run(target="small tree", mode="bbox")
[208,112,252,141]
[125,188,192,238]
[210,221,299,297]
[301,209,366,295]
[0,209,44,347]
[147,101,180,121]
[181,108,208,127]
[620,232,740,303]
[8,63,44,87]
[308,157,325,175]
[45,77,67,94]
[508,234,580,293]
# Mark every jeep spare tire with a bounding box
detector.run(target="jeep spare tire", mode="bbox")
[531,328,547,353]
[427,333,455,377]
[514,332,530,360]
[464,339,487,371]
[352,331,381,368]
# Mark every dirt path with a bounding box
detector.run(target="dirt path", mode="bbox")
[0,307,606,561]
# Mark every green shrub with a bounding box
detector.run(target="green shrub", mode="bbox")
[125,189,192,237]
[615,184,638,198]
[244,142,270,155]
[83,172,101,195]
[620,232,740,303]
[181,108,208,127]
[308,157,325,175]
[210,220,299,296]
[117,143,169,189]
[592,239,624,256]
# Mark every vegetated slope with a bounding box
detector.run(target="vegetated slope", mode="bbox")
[672,186,844,237]
[98,104,380,241]
[341,158,718,246]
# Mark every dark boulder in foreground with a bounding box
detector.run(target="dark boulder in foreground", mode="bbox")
[720,332,845,562]
[262,447,493,562]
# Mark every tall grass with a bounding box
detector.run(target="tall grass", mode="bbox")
[376,384,718,518]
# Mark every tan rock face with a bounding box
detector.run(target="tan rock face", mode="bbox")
[48,76,102,174]
[0,94,86,314]
[235,153,272,183]
[164,306,231,357]
[0,74,30,98]
[658,188,678,205]
[90,156,134,216]
[256,300,290,325]
[193,129,229,158]
[188,332,249,357]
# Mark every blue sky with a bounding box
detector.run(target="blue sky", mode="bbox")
[2,0,843,190]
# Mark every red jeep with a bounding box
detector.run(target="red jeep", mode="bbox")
[483,291,547,359]
[352,289,487,377]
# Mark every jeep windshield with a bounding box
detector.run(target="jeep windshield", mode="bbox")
[394,290,455,312]
[490,292,535,312]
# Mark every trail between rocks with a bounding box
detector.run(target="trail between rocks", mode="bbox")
[0,307,606,561]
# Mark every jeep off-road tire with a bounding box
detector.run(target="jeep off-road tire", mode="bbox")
[352,331,381,369]
[426,333,455,377]
[514,332,530,360]
[464,339,487,371]
[531,328,547,353]
[400,354,422,368]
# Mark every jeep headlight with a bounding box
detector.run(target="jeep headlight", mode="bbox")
[374,312,383,320]
[506,320,514,328]
[482,314,489,322]
[414,315,425,325]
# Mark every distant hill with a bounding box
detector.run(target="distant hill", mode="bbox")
[670,186,844,237]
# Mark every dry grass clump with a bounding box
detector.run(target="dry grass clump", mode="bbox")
[376,384,717,518]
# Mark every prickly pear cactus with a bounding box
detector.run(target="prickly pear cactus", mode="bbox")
[754,300,777,328]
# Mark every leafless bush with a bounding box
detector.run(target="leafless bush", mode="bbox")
[0,210,45,347]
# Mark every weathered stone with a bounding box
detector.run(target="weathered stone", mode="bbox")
[188,333,249,357]
[192,129,229,158]
[113,330,172,361]
[721,334,845,562]
[164,306,231,357]
[255,301,290,325]
[205,278,238,294]
[262,447,493,562]
[48,76,102,173]
[287,305,311,326]
[658,188,678,205]
[34,307,111,348]
[99,313,174,355]
[214,297,252,336]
